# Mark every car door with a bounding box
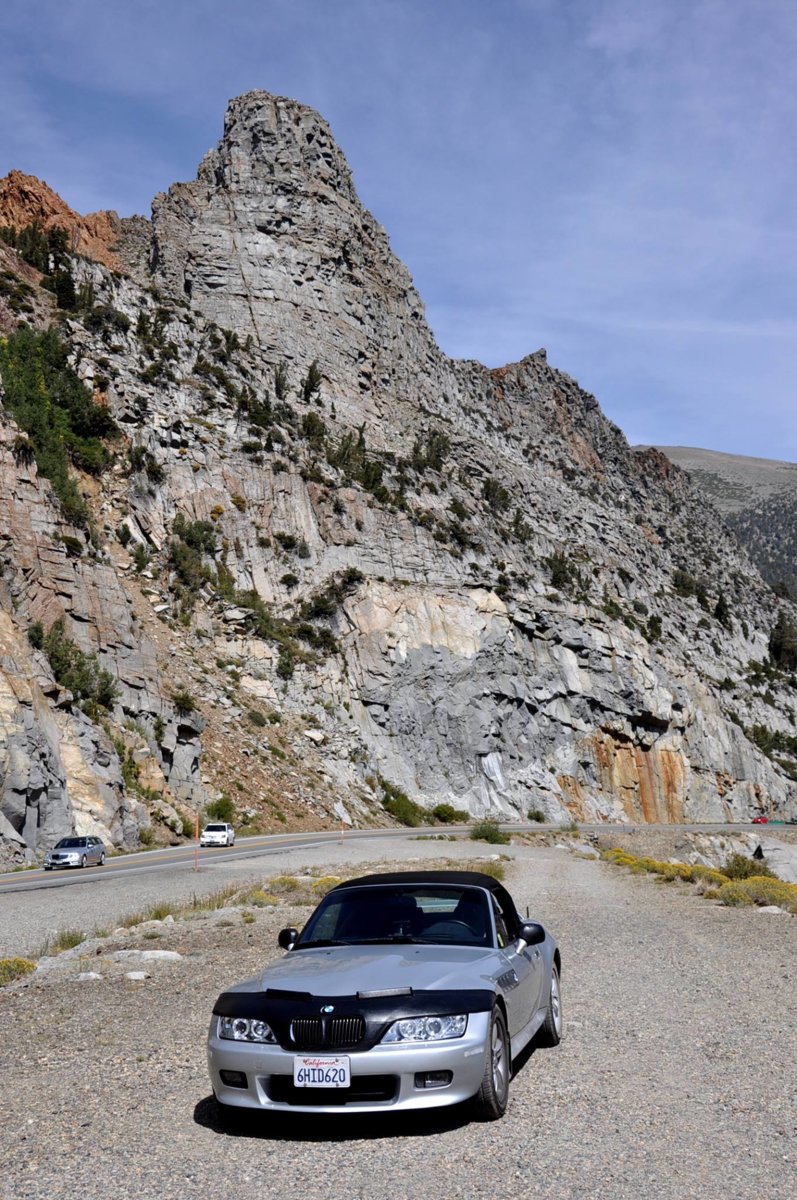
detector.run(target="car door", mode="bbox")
[492,896,542,1034]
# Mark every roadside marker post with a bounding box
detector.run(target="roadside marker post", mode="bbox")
[194,812,199,872]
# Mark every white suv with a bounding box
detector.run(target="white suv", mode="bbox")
[200,822,236,847]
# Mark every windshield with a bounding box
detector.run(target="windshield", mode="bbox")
[54,838,85,848]
[204,825,227,832]
[297,885,493,948]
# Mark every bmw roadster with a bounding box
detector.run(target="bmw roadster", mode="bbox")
[207,870,561,1121]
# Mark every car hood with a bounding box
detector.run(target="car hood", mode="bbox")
[230,944,499,998]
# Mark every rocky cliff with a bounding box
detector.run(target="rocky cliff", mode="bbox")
[0,90,795,864]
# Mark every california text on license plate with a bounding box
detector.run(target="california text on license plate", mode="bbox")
[293,1055,351,1088]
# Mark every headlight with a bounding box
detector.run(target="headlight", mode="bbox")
[381,1014,468,1043]
[218,1016,277,1043]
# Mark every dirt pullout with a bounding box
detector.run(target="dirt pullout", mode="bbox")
[2,844,795,1200]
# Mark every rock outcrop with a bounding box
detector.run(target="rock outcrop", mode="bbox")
[0,171,125,272]
[0,89,795,863]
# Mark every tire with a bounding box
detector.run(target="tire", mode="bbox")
[98,852,106,866]
[80,855,87,868]
[537,964,563,1047]
[44,865,52,872]
[473,1007,511,1120]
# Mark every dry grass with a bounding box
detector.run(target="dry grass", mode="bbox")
[0,957,36,986]
[601,847,797,912]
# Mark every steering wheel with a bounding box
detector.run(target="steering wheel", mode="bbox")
[427,919,478,939]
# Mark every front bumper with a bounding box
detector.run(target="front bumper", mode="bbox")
[44,856,81,868]
[207,1011,491,1114]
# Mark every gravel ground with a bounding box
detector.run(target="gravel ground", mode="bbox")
[1,844,795,1200]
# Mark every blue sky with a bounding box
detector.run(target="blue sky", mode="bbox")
[1,0,795,460]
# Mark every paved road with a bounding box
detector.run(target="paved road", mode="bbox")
[0,822,776,896]
[0,823,788,959]
[2,843,794,1200]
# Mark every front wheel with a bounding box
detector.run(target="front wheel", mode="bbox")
[473,1007,510,1120]
[80,855,87,868]
[537,964,563,1047]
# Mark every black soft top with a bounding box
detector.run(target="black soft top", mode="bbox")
[332,871,522,927]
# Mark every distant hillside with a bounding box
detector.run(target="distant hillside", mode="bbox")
[650,446,797,596]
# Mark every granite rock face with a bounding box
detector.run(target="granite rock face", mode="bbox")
[0,90,795,862]
[0,411,199,859]
[151,92,452,427]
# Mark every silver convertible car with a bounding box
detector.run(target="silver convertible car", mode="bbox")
[207,871,562,1121]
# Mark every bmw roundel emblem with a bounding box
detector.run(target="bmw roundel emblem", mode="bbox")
[321,1004,335,1013]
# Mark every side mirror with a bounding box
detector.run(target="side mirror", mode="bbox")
[518,921,546,947]
[278,927,298,951]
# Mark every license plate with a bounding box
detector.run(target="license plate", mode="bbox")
[293,1056,351,1088]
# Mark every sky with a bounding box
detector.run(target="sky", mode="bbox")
[1,0,795,460]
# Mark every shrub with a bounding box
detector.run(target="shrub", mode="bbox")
[544,551,589,599]
[380,778,425,827]
[722,853,776,881]
[27,621,44,650]
[0,957,36,986]
[301,567,364,620]
[715,880,753,907]
[689,864,730,887]
[302,360,323,403]
[718,876,797,912]
[482,477,511,512]
[646,614,663,642]
[172,689,197,716]
[769,612,797,670]
[469,819,510,845]
[244,889,279,907]
[274,361,289,401]
[527,808,546,822]
[270,875,301,892]
[312,876,343,895]
[412,431,451,472]
[41,619,118,711]
[672,568,697,597]
[276,648,295,680]
[300,410,326,446]
[431,803,468,824]
[205,795,235,823]
[327,426,390,502]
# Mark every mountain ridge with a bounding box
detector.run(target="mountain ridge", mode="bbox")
[0,90,795,864]
[650,445,797,596]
